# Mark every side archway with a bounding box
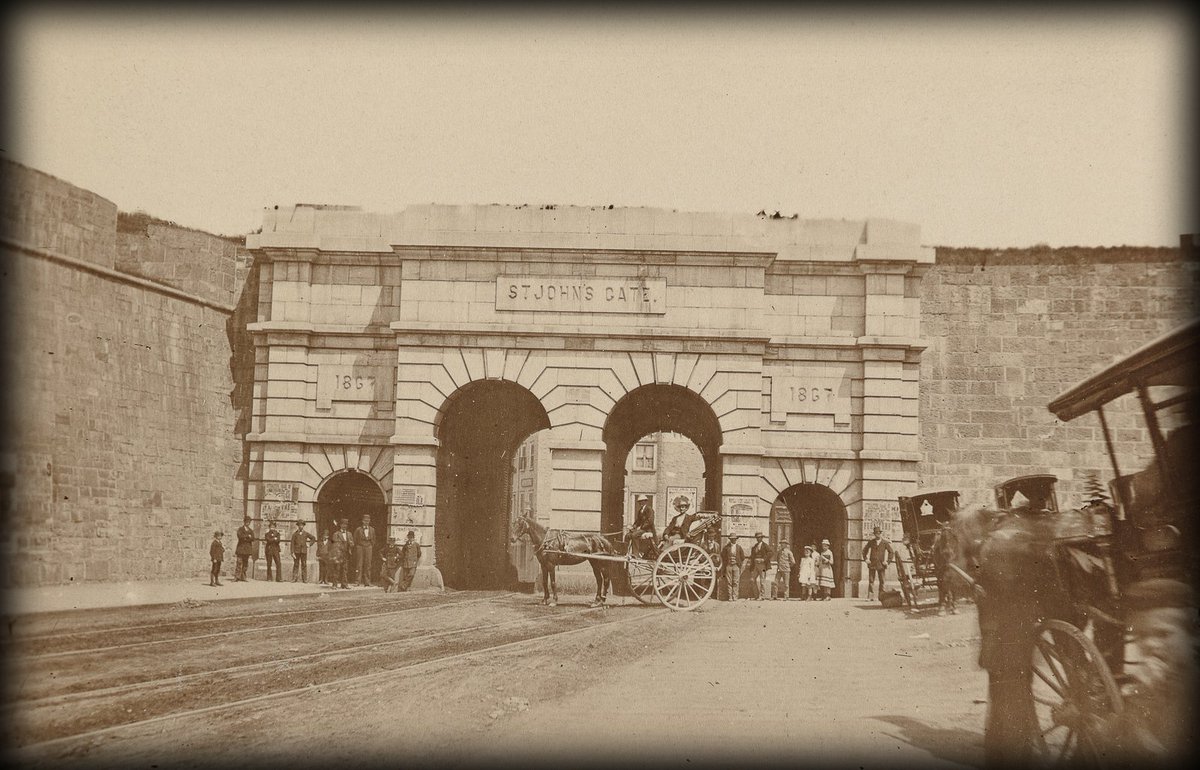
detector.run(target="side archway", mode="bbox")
[435,379,551,589]
[773,483,849,597]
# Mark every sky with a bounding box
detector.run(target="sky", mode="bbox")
[6,7,1195,248]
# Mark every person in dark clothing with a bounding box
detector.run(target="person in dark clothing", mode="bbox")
[629,497,657,559]
[264,520,283,582]
[749,532,772,600]
[353,515,377,587]
[330,518,352,589]
[290,520,316,583]
[234,516,254,581]
[380,537,403,592]
[316,530,330,585]
[398,530,422,591]
[861,526,893,600]
[209,530,224,586]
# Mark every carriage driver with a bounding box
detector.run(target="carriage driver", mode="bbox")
[629,496,657,559]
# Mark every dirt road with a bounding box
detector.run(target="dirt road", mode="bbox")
[7,591,987,768]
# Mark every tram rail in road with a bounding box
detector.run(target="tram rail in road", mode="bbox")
[8,594,667,761]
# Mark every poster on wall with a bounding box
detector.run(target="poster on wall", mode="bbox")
[722,495,759,537]
[665,487,698,516]
[862,500,902,541]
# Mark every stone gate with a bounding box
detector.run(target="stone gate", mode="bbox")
[245,205,933,596]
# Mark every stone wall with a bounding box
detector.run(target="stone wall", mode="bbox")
[2,159,248,587]
[918,247,1198,510]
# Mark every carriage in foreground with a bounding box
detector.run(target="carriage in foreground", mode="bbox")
[959,320,1197,764]
[513,510,721,612]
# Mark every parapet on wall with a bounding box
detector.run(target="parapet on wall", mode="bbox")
[1,160,251,587]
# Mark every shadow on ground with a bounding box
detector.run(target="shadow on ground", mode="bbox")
[871,714,984,768]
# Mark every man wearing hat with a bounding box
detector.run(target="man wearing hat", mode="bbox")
[329,518,352,589]
[629,496,657,559]
[719,533,747,601]
[209,530,225,587]
[234,516,255,581]
[861,525,893,600]
[264,520,283,582]
[353,514,377,587]
[773,539,796,600]
[398,530,423,591]
[749,532,773,600]
[290,519,316,583]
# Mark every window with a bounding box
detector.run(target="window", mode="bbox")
[633,443,657,472]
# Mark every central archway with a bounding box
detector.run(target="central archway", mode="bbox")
[435,380,550,589]
[601,384,723,536]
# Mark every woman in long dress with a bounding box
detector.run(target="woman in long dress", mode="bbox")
[815,538,835,600]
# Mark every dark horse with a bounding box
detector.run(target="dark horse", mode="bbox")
[510,515,614,608]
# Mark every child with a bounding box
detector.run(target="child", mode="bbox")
[797,544,817,600]
[209,530,224,586]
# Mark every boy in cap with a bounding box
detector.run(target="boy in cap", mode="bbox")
[209,530,224,586]
[380,536,403,592]
[861,525,893,600]
[773,539,796,599]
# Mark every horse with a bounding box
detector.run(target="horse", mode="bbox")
[510,515,615,608]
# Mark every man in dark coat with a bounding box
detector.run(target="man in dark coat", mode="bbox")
[234,516,255,581]
[290,520,316,583]
[353,515,376,587]
[861,525,893,600]
[264,520,283,582]
[398,530,422,591]
[629,497,657,559]
[329,518,352,589]
[209,530,224,586]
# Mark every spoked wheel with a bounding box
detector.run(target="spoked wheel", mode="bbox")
[1031,619,1123,765]
[626,558,656,604]
[652,542,716,611]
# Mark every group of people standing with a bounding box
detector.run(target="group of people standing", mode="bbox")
[706,532,836,601]
[207,515,422,592]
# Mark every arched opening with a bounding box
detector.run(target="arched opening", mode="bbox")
[315,470,387,582]
[774,483,848,597]
[601,385,723,538]
[436,380,551,590]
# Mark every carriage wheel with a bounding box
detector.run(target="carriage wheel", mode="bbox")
[652,543,716,611]
[626,558,656,604]
[1030,619,1123,764]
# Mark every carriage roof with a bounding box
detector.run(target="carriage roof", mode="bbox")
[1047,319,1199,422]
